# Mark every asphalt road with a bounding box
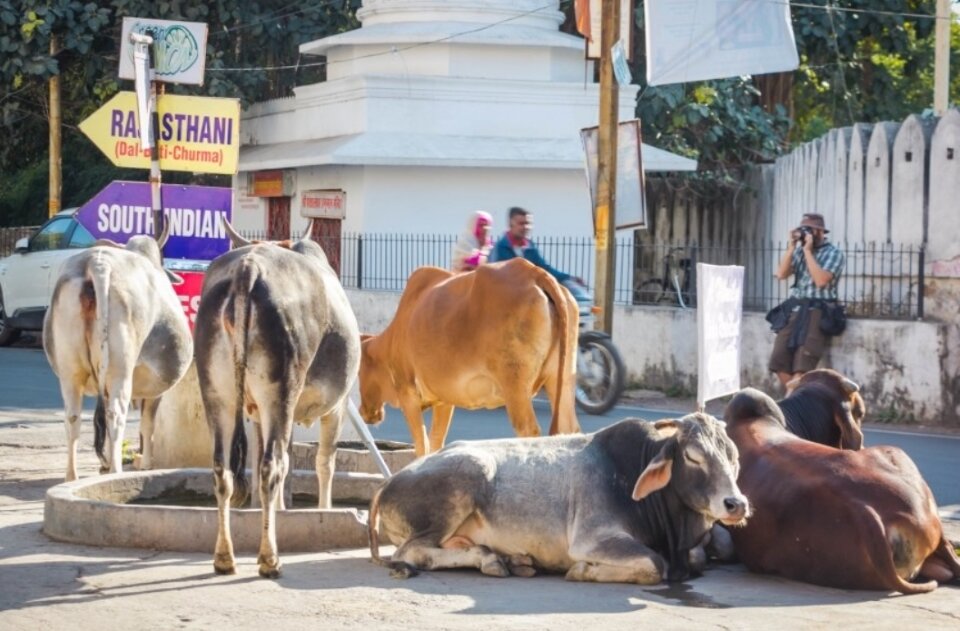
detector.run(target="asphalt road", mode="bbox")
[2,345,957,506]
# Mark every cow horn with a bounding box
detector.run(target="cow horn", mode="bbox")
[156,217,171,249]
[841,378,860,395]
[301,219,315,241]
[221,217,252,249]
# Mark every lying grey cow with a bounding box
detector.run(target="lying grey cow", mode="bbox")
[369,413,749,584]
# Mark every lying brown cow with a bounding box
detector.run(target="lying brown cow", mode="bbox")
[725,387,960,593]
[359,259,580,456]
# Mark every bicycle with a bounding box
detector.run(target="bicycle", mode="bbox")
[635,247,694,308]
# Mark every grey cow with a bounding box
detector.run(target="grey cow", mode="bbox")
[194,221,360,578]
[44,229,192,481]
[369,413,749,584]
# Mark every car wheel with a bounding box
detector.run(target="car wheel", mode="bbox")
[0,294,21,346]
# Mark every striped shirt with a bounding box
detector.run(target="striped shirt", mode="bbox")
[789,241,845,301]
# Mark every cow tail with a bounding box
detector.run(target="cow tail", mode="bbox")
[368,485,418,578]
[534,270,571,436]
[860,504,938,594]
[89,252,111,467]
[229,259,257,506]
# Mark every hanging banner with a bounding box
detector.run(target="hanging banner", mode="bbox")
[79,91,240,174]
[696,263,744,408]
[580,119,647,230]
[645,0,799,86]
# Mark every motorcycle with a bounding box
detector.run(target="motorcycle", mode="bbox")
[564,280,626,415]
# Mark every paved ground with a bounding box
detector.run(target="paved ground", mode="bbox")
[1,409,959,629]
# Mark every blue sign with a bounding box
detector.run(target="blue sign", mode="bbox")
[76,181,232,261]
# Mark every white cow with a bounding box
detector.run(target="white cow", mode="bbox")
[43,228,193,480]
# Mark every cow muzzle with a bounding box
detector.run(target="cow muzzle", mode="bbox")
[718,496,750,526]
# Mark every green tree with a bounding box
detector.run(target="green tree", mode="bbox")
[0,0,360,226]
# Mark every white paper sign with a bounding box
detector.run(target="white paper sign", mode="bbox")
[301,190,346,220]
[612,40,633,86]
[119,17,208,85]
[581,119,647,230]
[696,263,744,407]
[132,41,153,150]
[587,0,634,60]
[645,0,799,86]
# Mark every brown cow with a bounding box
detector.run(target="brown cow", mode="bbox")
[779,369,867,450]
[724,387,960,593]
[358,258,580,456]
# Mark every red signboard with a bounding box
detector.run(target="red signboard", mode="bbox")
[173,271,205,331]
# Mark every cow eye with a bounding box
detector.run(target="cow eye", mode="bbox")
[684,448,703,465]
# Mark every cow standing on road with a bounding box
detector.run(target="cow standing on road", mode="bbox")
[43,228,192,481]
[369,413,749,584]
[724,387,960,593]
[359,259,580,456]
[195,221,360,578]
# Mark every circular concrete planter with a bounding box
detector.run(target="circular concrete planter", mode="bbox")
[44,468,382,553]
[292,440,417,475]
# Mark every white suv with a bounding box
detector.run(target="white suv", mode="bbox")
[0,209,93,345]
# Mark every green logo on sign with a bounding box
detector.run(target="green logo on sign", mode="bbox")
[133,23,200,76]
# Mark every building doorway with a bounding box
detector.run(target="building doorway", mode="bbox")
[267,196,291,240]
[310,217,342,277]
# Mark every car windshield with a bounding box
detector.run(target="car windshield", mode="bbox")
[68,221,95,248]
[30,217,73,252]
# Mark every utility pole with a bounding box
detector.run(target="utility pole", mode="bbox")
[594,0,620,333]
[934,0,951,115]
[48,33,62,218]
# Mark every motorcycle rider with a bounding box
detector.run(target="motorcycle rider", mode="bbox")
[489,206,584,291]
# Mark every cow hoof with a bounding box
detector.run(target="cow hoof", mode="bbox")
[389,562,419,579]
[507,555,537,578]
[213,557,236,575]
[480,557,510,578]
[565,561,591,582]
[259,563,282,579]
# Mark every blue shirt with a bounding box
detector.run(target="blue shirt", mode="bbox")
[489,234,570,283]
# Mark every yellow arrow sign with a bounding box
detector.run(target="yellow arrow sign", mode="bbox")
[79,91,240,175]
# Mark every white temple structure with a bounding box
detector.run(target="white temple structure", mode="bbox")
[233,0,695,243]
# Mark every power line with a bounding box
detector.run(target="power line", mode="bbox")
[776,0,949,21]
[207,1,559,73]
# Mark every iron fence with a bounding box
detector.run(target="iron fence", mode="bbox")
[0,226,39,258]
[232,230,927,320]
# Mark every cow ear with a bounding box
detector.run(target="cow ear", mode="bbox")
[632,442,675,501]
[835,400,865,450]
[653,419,680,438]
[165,269,185,285]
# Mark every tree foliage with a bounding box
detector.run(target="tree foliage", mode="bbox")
[0,0,360,225]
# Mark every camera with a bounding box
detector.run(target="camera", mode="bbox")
[793,225,814,243]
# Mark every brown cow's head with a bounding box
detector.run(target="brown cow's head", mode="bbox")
[785,369,866,450]
[358,334,394,425]
[632,413,750,527]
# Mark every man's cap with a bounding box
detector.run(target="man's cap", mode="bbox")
[799,213,829,233]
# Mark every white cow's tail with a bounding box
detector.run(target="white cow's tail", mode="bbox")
[90,252,112,467]
[228,258,257,506]
[368,485,418,578]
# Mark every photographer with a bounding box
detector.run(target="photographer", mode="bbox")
[768,213,845,388]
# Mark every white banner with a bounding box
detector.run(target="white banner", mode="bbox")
[645,0,799,86]
[587,0,634,60]
[580,119,647,230]
[697,263,744,407]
